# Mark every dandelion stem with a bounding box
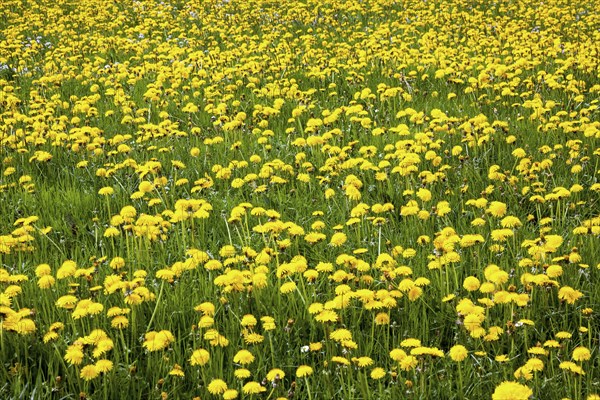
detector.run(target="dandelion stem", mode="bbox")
[146,280,165,332]
[304,377,313,400]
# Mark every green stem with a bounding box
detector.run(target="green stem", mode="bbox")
[305,377,313,400]
[457,362,464,399]
[146,280,165,332]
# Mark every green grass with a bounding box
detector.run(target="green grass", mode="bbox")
[1,0,599,399]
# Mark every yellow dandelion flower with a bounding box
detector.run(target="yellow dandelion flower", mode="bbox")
[266,368,285,381]
[233,349,255,365]
[449,345,468,362]
[80,365,99,381]
[487,201,507,217]
[208,379,228,394]
[169,364,185,377]
[190,349,210,366]
[330,328,352,342]
[331,356,351,365]
[260,316,276,331]
[95,359,113,373]
[240,314,257,328]
[296,365,313,377]
[279,281,297,294]
[309,342,323,352]
[64,345,84,365]
[525,358,544,372]
[315,310,338,323]
[492,381,533,400]
[400,355,418,371]
[463,276,480,291]
[558,287,583,304]
[43,331,59,343]
[370,367,386,379]
[223,389,239,399]
[572,347,591,361]
[242,381,266,394]
[353,356,374,367]
[374,312,390,325]
[234,368,251,379]
[329,232,347,247]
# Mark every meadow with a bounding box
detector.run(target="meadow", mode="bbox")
[0,0,599,398]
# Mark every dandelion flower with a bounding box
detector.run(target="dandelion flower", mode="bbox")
[296,365,313,377]
[265,368,285,382]
[370,367,386,380]
[234,369,251,379]
[280,281,297,294]
[190,348,210,366]
[64,345,84,365]
[353,356,374,367]
[242,381,266,394]
[572,347,591,361]
[223,389,239,399]
[463,276,480,291]
[80,365,99,381]
[95,359,114,373]
[331,356,351,365]
[207,379,228,395]
[492,381,533,400]
[449,345,468,362]
[233,349,255,365]
[329,232,347,247]
[487,201,507,217]
[399,356,418,371]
